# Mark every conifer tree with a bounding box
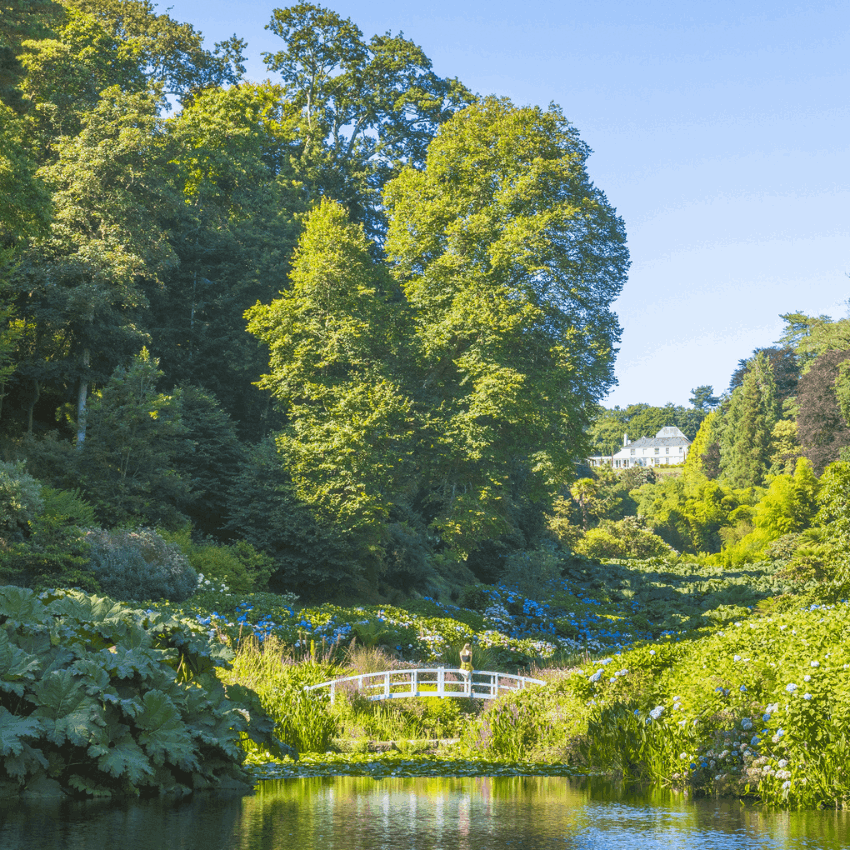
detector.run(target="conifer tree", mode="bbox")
[720,352,779,488]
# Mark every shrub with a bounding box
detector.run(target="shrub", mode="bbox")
[0,586,280,797]
[0,461,43,542]
[500,544,563,598]
[577,517,675,560]
[0,480,98,590]
[84,528,198,602]
[163,527,276,593]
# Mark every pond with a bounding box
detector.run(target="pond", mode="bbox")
[2,776,849,850]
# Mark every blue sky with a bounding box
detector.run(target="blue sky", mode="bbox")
[167,0,849,408]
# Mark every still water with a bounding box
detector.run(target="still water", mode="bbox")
[2,776,849,850]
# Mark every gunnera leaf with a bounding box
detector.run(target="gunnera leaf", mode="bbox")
[97,731,154,785]
[0,629,41,696]
[0,707,44,757]
[0,586,50,629]
[30,669,105,747]
[135,690,198,771]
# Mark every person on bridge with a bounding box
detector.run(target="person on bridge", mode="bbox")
[460,643,473,696]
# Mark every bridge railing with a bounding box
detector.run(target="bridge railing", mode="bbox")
[303,668,545,704]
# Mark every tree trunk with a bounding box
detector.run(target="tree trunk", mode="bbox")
[26,378,39,436]
[75,348,90,449]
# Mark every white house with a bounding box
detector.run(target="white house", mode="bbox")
[588,426,691,469]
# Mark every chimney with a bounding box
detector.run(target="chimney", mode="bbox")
[623,433,629,447]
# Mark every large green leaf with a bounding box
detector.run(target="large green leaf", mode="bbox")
[30,669,104,747]
[70,657,111,694]
[100,644,161,680]
[0,707,44,756]
[0,586,49,629]
[0,629,41,696]
[135,689,198,771]
[97,730,154,785]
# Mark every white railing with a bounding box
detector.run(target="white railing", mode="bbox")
[304,668,545,704]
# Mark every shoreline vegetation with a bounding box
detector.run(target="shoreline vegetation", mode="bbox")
[5,543,849,808]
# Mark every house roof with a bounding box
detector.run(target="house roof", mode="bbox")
[612,425,691,457]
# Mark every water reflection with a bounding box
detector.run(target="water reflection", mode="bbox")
[2,776,849,850]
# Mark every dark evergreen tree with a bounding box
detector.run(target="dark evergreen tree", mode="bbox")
[728,347,799,402]
[720,352,779,488]
[174,385,245,538]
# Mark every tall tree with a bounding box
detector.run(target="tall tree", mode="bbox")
[689,385,719,410]
[247,199,415,583]
[684,409,720,479]
[728,346,799,401]
[720,351,779,488]
[149,82,303,435]
[0,0,60,111]
[77,348,187,526]
[796,349,850,474]
[778,311,850,373]
[385,97,629,557]
[10,87,176,441]
[66,0,246,104]
[263,2,473,240]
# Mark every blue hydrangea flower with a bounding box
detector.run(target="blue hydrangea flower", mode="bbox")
[649,705,664,720]
[785,683,798,693]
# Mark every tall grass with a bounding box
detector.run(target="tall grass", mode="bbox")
[224,637,340,755]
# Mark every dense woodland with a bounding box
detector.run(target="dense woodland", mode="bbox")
[1,0,849,606]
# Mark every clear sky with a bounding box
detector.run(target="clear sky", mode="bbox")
[166,0,849,408]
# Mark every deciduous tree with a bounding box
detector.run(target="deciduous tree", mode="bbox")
[385,97,629,557]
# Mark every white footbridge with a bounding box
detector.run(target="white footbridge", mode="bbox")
[304,667,545,704]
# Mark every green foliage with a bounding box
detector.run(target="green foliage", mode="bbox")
[224,637,338,755]
[263,1,473,240]
[720,352,779,488]
[225,438,355,597]
[0,102,51,240]
[163,528,275,594]
[0,460,43,541]
[172,385,245,537]
[466,599,850,809]
[0,462,96,589]
[385,97,629,558]
[683,410,720,479]
[634,472,758,555]
[576,517,676,560]
[796,350,850,474]
[83,527,198,603]
[248,199,415,581]
[0,585,279,797]
[78,350,188,527]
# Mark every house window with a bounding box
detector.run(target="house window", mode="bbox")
[630,449,635,456]
[654,447,659,454]
[666,447,669,454]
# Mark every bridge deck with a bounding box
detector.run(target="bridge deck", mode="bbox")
[304,667,545,703]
